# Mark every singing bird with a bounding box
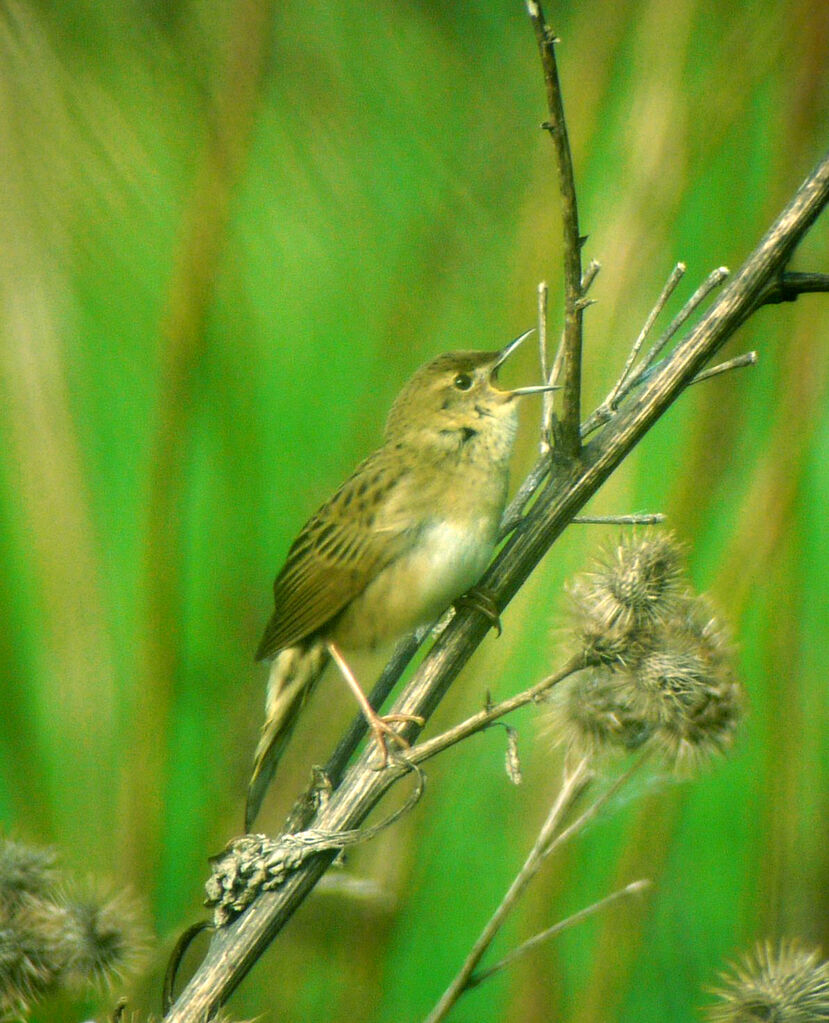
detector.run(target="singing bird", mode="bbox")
[247,331,551,829]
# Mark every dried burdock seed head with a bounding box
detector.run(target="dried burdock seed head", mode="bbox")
[551,534,743,772]
[629,643,717,721]
[0,841,152,1017]
[607,598,743,771]
[652,675,744,772]
[681,593,736,672]
[706,939,829,1022]
[59,886,150,988]
[629,599,742,772]
[0,838,59,912]
[569,532,687,665]
[546,668,654,762]
[0,918,63,1017]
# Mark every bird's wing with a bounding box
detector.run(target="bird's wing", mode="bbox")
[255,450,415,660]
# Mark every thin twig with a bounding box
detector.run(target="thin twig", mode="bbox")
[538,282,550,382]
[425,755,648,1022]
[467,880,651,989]
[541,756,649,859]
[423,758,594,1023]
[539,258,601,456]
[613,340,758,402]
[528,0,585,457]
[538,282,554,453]
[573,513,666,525]
[498,457,552,538]
[549,329,568,388]
[606,262,686,408]
[580,265,731,439]
[633,266,731,384]
[405,655,585,767]
[582,258,602,293]
[691,351,758,385]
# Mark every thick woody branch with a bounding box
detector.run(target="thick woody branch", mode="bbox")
[162,149,829,1023]
[756,270,829,305]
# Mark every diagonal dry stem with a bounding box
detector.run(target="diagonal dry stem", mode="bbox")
[467,880,650,991]
[422,758,594,1023]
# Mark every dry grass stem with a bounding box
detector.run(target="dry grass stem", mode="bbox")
[422,757,593,1023]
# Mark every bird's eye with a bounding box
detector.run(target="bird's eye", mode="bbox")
[453,373,473,391]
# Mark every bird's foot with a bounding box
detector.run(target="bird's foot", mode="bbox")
[455,586,502,635]
[326,639,425,768]
[367,710,426,768]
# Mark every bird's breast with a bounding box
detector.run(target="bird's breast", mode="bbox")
[331,513,499,650]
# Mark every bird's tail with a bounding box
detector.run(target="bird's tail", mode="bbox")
[245,641,329,831]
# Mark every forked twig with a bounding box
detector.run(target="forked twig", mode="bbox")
[582,265,731,438]
[633,266,731,383]
[423,758,594,1023]
[606,262,686,409]
[467,880,650,990]
[423,757,649,1022]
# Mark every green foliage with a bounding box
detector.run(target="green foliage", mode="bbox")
[0,1,825,1019]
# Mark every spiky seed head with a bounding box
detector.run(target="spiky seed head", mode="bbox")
[631,599,742,771]
[0,917,63,1016]
[59,886,150,988]
[681,594,736,672]
[552,534,743,773]
[0,839,59,912]
[653,674,744,773]
[569,532,688,666]
[603,532,686,624]
[545,669,654,762]
[706,939,829,1022]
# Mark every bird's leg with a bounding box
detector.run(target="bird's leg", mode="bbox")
[454,587,502,636]
[326,641,425,766]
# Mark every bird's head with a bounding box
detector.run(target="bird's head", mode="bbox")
[384,330,554,456]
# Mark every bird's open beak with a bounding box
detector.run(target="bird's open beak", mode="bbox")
[492,327,535,372]
[490,327,559,398]
[509,382,560,397]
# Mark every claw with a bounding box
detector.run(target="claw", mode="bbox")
[455,586,503,635]
[326,640,425,767]
[368,712,426,766]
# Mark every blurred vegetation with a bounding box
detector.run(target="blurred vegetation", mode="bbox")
[0,0,826,1020]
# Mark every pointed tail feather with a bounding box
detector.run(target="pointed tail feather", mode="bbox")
[245,642,329,831]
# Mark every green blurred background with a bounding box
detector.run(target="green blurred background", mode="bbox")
[0,0,826,1020]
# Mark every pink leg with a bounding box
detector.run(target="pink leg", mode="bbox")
[326,640,424,765]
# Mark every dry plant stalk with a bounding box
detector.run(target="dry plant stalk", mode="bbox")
[423,529,744,1021]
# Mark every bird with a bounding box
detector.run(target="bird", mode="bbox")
[246,330,553,830]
